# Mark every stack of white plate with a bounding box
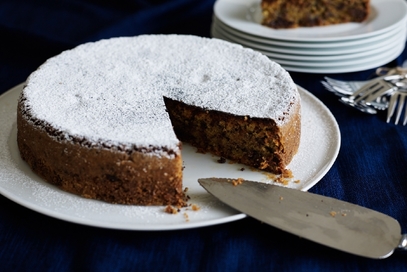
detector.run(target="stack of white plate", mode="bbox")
[211,0,407,74]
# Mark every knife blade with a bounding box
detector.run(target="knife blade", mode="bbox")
[198,177,406,259]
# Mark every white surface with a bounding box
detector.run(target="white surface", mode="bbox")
[214,0,407,42]
[212,15,403,50]
[23,35,298,153]
[212,26,406,73]
[211,0,407,73]
[278,41,405,74]
[212,19,404,57]
[246,37,405,67]
[234,36,402,63]
[0,83,340,230]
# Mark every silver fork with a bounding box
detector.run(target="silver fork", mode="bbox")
[323,77,389,112]
[341,77,397,105]
[324,77,373,96]
[323,76,390,104]
[387,89,407,125]
[324,75,407,108]
[322,66,407,125]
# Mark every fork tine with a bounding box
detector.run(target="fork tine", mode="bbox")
[403,103,407,125]
[395,95,405,125]
[386,94,398,123]
[353,80,395,104]
[323,76,391,114]
[321,81,335,92]
[351,79,382,101]
[321,81,347,96]
[386,90,407,125]
[324,77,355,94]
[363,85,395,104]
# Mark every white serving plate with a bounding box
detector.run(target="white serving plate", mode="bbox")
[214,0,407,42]
[212,23,404,61]
[212,15,404,50]
[0,84,340,230]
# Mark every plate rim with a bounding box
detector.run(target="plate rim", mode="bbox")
[212,18,404,56]
[0,83,340,230]
[258,39,405,67]
[278,42,405,73]
[211,25,406,73]
[212,15,403,50]
[212,23,404,61]
[214,0,407,42]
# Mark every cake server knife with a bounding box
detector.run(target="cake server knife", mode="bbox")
[198,177,407,259]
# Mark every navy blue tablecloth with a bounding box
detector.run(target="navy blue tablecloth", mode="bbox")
[1,1,407,271]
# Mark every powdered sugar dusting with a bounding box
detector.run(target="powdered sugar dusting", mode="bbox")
[0,84,339,230]
[21,35,299,151]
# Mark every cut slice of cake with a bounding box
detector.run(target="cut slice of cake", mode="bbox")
[261,0,370,29]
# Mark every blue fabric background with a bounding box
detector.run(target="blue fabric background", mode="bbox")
[1,0,407,271]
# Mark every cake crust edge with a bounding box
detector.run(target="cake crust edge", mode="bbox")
[17,98,185,206]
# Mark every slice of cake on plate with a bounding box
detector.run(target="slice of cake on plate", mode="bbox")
[261,0,370,29]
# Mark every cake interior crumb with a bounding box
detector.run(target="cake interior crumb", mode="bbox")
[329,211,337,217]
[164,205,179,214]
[164,201,201,216]
[231,178,244,186]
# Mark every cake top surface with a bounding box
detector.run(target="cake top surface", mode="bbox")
[21,35,299,153]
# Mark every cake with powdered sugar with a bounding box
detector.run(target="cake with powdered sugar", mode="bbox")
[17,35,301,206]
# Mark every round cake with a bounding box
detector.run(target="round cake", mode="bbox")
[17,35,301,206]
